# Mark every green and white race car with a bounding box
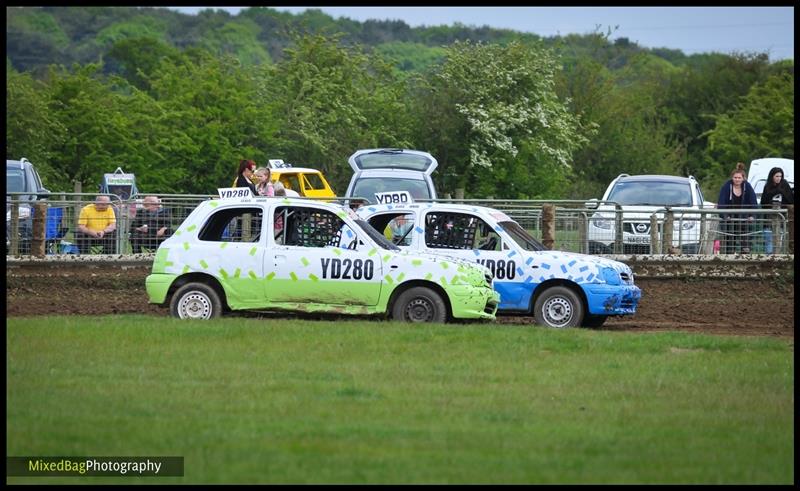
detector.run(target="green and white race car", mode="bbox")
[146,194,499,323]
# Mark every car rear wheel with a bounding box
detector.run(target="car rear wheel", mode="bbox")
[170,282,223,320]
[534,286,583,328]
[392,287,447,323]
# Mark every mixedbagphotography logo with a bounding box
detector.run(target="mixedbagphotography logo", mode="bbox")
[7,457,184,477]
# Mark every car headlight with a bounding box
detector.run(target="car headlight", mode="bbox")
[600,267,622,285]
[591,214,613,230]
[679,220,697,230]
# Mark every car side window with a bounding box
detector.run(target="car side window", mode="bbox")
[276,206,354,249]
[198,207,263,243]
[281,175,301,193]
[303,173,325,190]
[424,212,496,250]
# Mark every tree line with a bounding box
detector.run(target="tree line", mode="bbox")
[5,6,795,200]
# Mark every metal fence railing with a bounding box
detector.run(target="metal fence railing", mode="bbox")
[5,193,794,256]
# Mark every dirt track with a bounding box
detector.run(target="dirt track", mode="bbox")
[6,264,794,339]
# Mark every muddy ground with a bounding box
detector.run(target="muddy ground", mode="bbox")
[6,265,794,339]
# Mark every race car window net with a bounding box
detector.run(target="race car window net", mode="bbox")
[198,207,263,243]
[276,206,354,249]
[424,212,481,250]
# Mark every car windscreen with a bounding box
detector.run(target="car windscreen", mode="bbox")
[351,177,431,203]
[500,221,546,251]
[607,181,692,206]
[354,218,400,251]
[6,168,26,194]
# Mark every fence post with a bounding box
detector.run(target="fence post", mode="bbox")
[31,201,47,257]
[578,212,588,254]
[73,181,82,233]
[650,214,659,254]
[542,204,555,250]
[9,196,20,255]
[455,188,464,200]
[613,204,623,254]
[788,205,794,254]
[662,209,674,254]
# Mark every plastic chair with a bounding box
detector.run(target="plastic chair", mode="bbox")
[44,207,69,254]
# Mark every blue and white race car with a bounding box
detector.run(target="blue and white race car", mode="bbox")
[357,199,642,328]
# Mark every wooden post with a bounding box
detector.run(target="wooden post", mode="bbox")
[9,197,20,255]
[31,201,47,257]
[662,209,674,254]
[542,204,555,250]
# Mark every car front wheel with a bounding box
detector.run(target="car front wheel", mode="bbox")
[170,282,223,320]
[534,286,584,328]
[392,287,447,323]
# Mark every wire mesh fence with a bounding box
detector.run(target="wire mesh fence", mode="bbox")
[5,193,794,256]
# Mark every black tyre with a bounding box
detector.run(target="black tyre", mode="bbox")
[170,282,223,320]
[582,314,607,328]
[533,286,584,328]
[392,287,447,323]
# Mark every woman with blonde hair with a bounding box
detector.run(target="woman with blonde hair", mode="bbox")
[253,167,275,196]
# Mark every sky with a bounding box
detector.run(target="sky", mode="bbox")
[167,6,794,61]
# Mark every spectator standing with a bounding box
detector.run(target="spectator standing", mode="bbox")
[130,195,173,253]
[760,167,794,254]
[717,162,758,254]
[76,195,117,254]
[254,167,275,196]
[233,159,257,195]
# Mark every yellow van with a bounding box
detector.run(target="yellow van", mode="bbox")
[268,160,336,198]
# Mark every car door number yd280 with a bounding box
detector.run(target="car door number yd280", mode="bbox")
[320,258,375,280]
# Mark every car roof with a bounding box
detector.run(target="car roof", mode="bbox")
[358,201,510,218]
[6,159,29,169]
[615,174,694,184]
[209,196,344,211]
[272,167,324,175]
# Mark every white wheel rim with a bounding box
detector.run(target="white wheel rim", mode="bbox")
[178,291,212,319]
[543,296,573,328]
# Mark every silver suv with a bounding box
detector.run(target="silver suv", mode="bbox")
[6,158,50,253]
[587,174,715,255]
[344,148,438,204]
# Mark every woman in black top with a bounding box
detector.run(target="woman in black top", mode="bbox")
[234,159,257,195]
[760,166,794,254]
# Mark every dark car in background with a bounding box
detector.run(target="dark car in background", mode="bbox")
[7,158,50,254]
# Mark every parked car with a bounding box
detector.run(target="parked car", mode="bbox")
[749,158,794,203]
[267,159,336,198]
[344,149,438,204]
[587,174,715,255]
[6,158,50,254]
[146,195,499,322]
[357,201,641,328]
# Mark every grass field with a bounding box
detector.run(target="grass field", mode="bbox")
[6,315,794,484]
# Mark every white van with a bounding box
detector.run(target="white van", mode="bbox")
[749,158,794,202]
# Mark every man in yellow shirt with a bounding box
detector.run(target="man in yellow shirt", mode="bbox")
[76,195,117,254]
